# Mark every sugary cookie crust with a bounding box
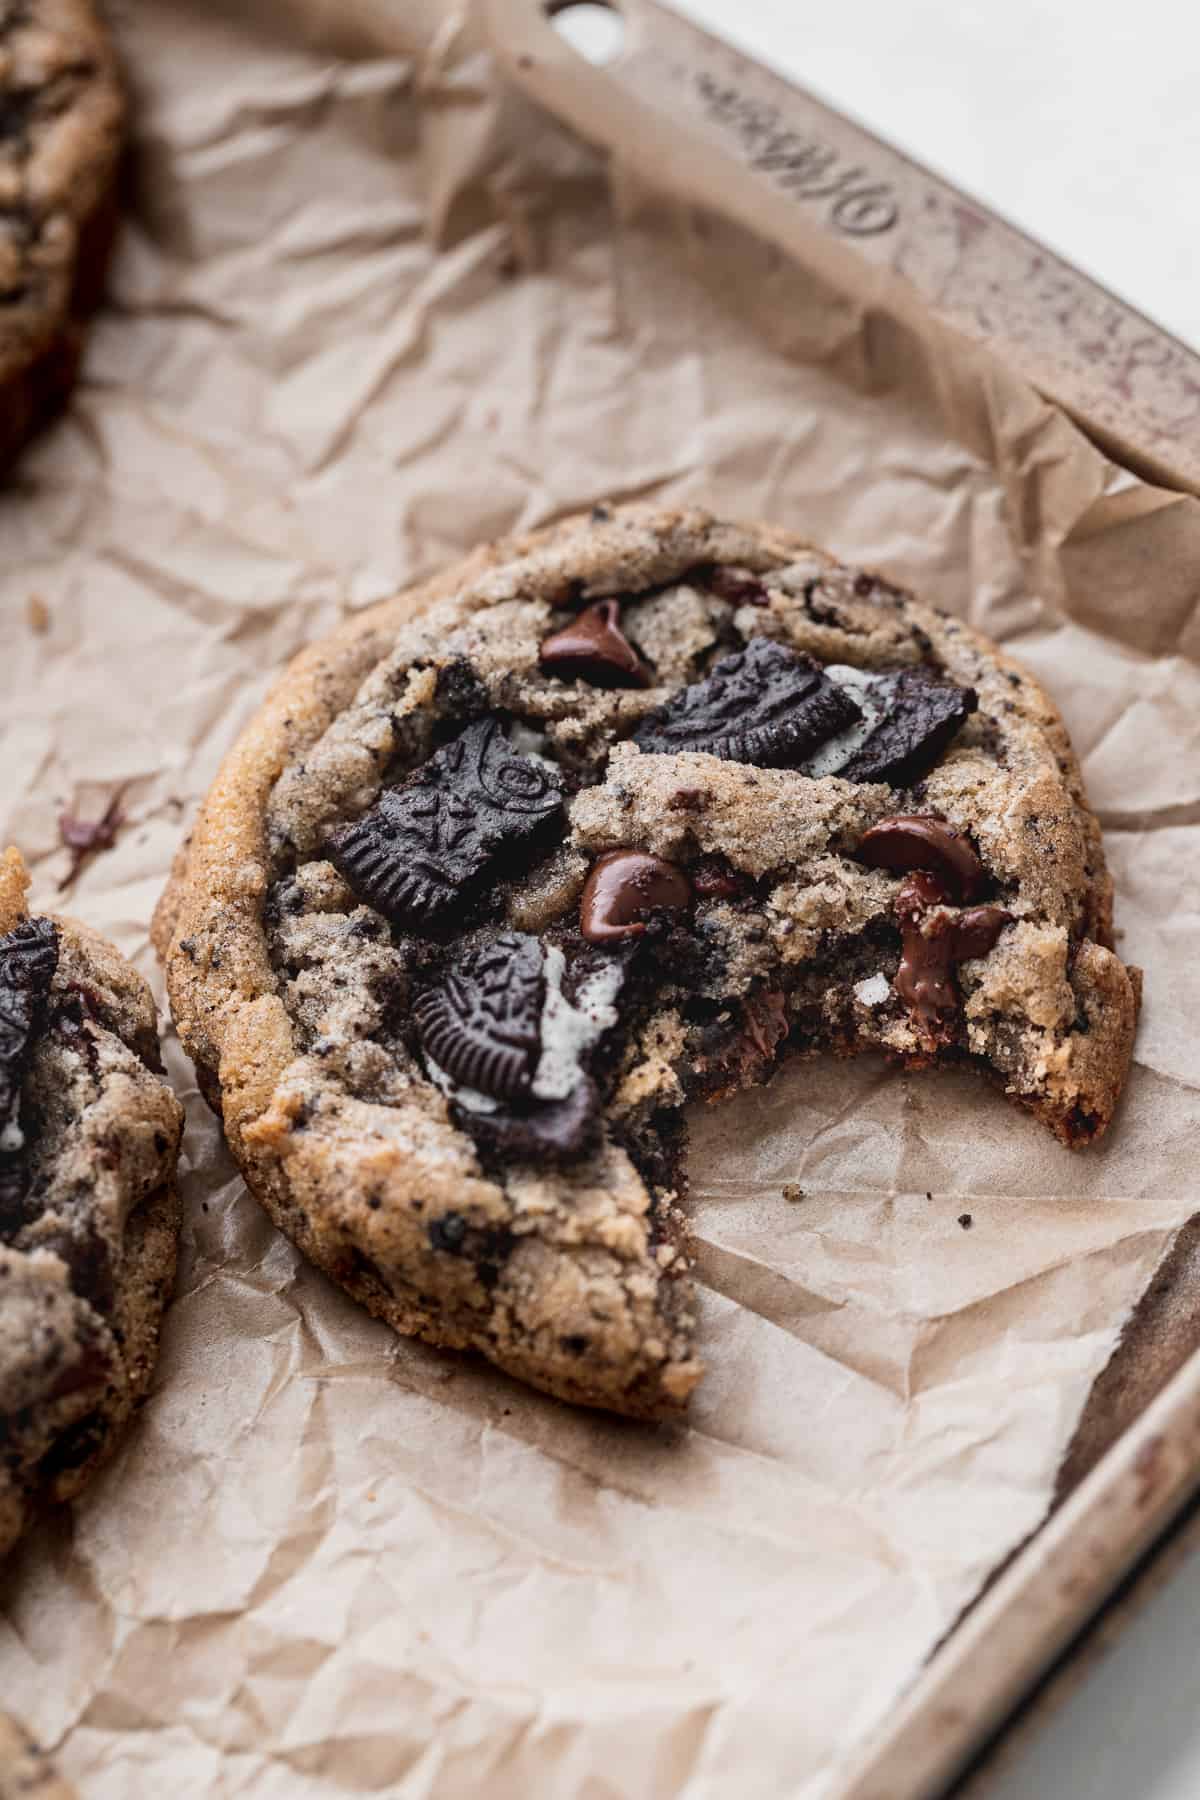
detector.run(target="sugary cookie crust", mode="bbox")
[0,0,124,471]
[0,850,182,1555]
[156,505,1139,1417]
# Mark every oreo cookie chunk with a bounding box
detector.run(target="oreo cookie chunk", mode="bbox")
[0,849,183,1559]
[0,1,124,473]
[161,504,1139,1420]
[634,637,860,766]
[327,718,563,928]
[414,932,622,1161]
[836,667,977,784]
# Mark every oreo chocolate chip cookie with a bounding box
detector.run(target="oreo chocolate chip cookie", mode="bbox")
[0,849,183,1557]
[156,506,1139,1419]
[0,1,124,473]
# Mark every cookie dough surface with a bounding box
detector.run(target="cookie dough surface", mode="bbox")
[0,850,182,1556]
[0,0,124,471]
[157,505,1139,1417]
[0,1713,73,1800]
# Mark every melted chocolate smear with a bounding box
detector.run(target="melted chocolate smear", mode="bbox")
[327,719,563,929]
[894,873,1011,1047]
[580,850,692,945]
[633,637,860,767]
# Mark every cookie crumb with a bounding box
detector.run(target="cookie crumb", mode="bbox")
[782,1182,806,1204]
[27,594,49,635]
[957,1212,973,1230]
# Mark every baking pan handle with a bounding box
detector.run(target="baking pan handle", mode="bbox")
[481,0,1200,495]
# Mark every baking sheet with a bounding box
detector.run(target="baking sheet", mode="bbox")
[2,1,1200,1795]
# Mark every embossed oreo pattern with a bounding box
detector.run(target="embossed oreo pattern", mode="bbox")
[327,720,563,927]
[414,933,546,1102]
[634,636,860,767]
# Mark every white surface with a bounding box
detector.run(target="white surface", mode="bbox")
[667,0,1200,349]
[657,2,1200,1796]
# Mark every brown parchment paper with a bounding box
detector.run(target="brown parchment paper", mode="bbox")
[2,2,1199,1795]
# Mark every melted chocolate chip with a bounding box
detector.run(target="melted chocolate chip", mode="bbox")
[327,719,563,928]
[955,905,1014,961]
[856,814,984,902]
[539,599,651,688]
[633,637,860,767]
[893,873,1011,1045]
[413,933,545,1101]
[580,851,693,945]
[894,875,959,1034]
[838,667,977,785]
[0,915,59,1143]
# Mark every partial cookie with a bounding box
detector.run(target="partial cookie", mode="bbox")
[0,1713,74,1800]
[156,505,1139,1418]
[0,849,183,1556]
[0,0,124,473]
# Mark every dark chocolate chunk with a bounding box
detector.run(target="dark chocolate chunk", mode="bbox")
[856,814,984,902]
[579,850,693,945]
[413,932,545,1102]
[0,915,59,1140]
[633,637,860,767]
[838,667,976,785]
[327,719,563,927]
[539,599,652,688]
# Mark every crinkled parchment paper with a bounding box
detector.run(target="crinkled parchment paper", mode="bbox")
[2,2,1199,1794]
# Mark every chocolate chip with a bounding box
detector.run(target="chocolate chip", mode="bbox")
[326,719,563,927]
[856,814,984,902]
[894,874,959,1035]
[838,667,977,785]
[580,851,693,945]
[0,916,59,1143]
[539,599,651,688]
[703,565,770,607]
[690,855,748,901]
[954,905,1013,961]
[958,1212,974,1229]
[893,873,1011,1046]
[413,933,545,1101]
[634,637,860,767]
